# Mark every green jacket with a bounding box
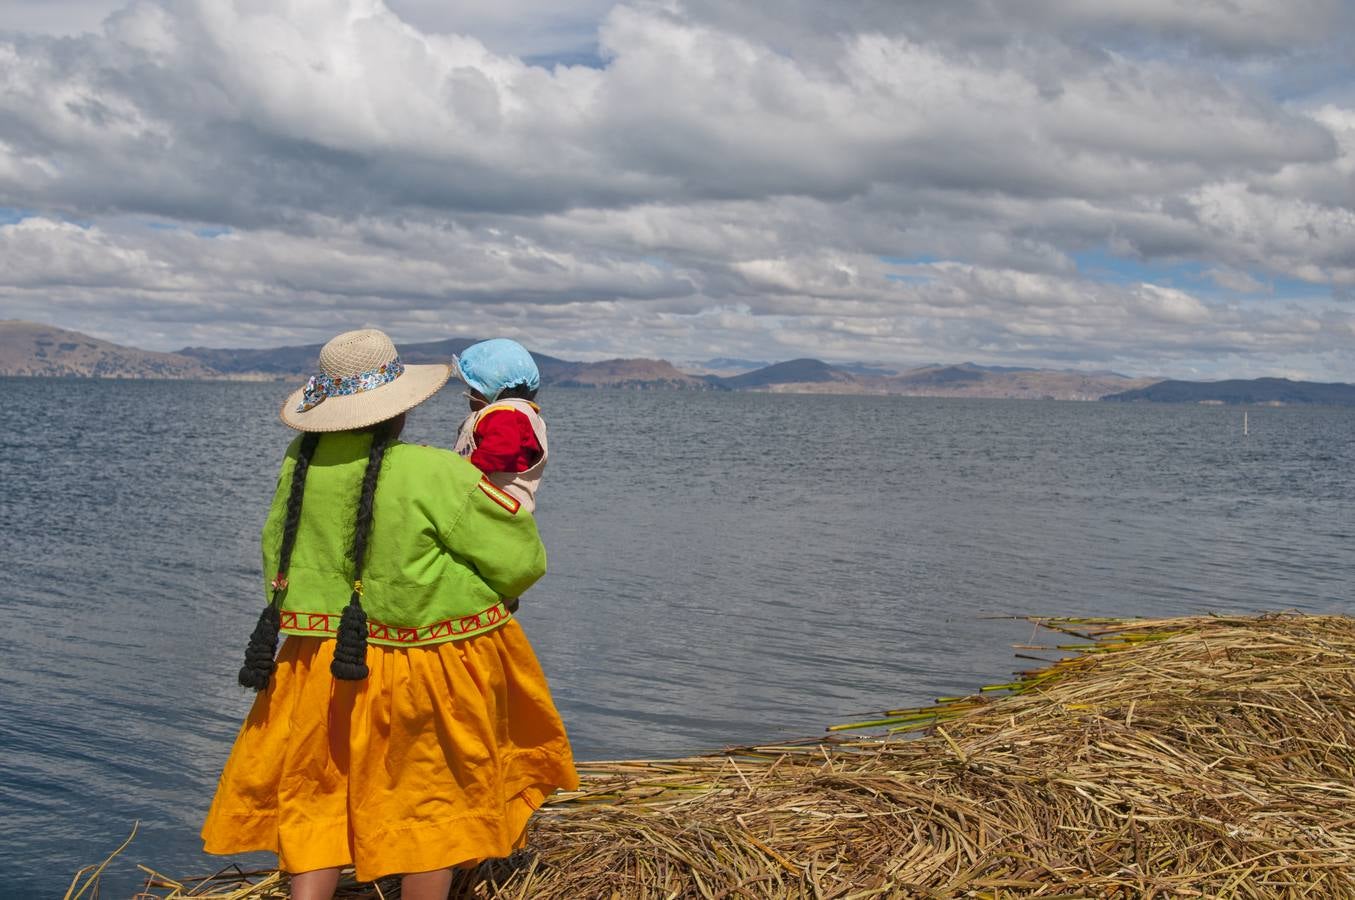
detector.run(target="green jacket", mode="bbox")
[261,431,546,647]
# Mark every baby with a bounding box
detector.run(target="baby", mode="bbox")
[452,339,548,514]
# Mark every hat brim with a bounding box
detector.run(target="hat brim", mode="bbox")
[279,363,452,432]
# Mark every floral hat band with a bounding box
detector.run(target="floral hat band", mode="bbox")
[296,358,405,412]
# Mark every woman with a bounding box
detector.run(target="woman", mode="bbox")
[202,329,577,900]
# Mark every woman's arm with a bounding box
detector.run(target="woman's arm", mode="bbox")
[441,481,548,600]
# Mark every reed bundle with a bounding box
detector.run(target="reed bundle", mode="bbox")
[102,612,1355,898]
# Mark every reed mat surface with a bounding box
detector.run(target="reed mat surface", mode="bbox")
[86,613,1355,898]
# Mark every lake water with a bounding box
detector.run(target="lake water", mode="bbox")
[2,378,1352,896]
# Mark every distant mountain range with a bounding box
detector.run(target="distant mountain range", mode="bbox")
[4,320,1353,404]
[0,321,215,379]
[1103,378,1355,406]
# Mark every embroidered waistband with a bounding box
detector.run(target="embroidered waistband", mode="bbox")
[279,600,510,644]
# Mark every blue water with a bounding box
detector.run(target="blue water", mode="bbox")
[1,379,1351,896]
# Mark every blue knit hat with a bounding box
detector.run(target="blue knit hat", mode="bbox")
[453,339,540,401]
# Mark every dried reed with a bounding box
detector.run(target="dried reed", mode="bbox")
[117,613,1355,898]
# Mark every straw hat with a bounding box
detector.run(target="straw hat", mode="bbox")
[279,329,451,432]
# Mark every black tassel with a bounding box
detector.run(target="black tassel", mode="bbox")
[331,592,369,680]
[238,604,281,691]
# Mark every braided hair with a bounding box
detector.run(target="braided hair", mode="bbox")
[237,422,395,690]
[330,422,395,680]
[238,432,320,691]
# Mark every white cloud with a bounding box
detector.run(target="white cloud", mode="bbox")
[1206,268,1268,294]
[1133,283,1211,324]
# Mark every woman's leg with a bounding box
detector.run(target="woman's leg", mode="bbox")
[401,867,454,900]
[289,867,341,900]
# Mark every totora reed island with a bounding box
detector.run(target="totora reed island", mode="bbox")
[71,612,1355,899]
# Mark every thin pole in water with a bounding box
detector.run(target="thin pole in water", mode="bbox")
[1244,410,1249,436]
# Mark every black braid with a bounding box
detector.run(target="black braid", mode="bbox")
[238,432,321,691]
[498,383,539,402]
[330,423,393,681]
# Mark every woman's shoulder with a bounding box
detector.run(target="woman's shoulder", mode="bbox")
[386,440,481,483]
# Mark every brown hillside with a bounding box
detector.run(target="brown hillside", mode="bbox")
[0,321,216,379]
[549,358,712,389]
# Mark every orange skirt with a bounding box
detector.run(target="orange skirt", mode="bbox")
[201,622,577,882]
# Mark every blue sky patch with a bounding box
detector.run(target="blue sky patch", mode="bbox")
[1072,249,1331,301]
[524,48,607,70]
[880,255,942,266]
[1071,248,1207,285]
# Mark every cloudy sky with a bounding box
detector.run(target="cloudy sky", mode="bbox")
[2,0,1353,378]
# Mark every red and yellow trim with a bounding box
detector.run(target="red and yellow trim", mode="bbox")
[477,478,521,514]
[279,600,511,646]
